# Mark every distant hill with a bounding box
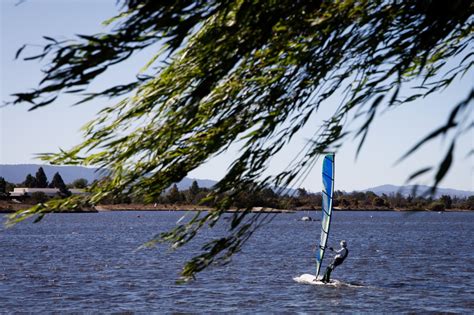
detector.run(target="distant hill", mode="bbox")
[362,184,473,199]
[0,164,106,184]
[175,177,217,189]
[0,164,217,188]
[3,164,471,198]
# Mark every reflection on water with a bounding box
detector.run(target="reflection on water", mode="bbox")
[1,211,473,312]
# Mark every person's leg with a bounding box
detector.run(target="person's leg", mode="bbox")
[322,265,333,283]
[332,258,343,269]
[323,258,343,282]
[322,268,327,282]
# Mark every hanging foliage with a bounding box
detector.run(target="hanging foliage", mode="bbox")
[8,0,474,280]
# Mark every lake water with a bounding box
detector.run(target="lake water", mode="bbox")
[1,211,473,313]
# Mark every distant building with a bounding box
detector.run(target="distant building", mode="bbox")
[9,188,86,197]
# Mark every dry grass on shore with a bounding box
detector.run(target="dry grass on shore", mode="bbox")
[0,200,470,214]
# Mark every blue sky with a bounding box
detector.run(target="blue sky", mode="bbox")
[1,0,473,192]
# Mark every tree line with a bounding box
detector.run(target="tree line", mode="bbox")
[0,167,89,202]
[1,169,472,210]
[98,181,474,211]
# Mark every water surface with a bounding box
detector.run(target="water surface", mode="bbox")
[1,211,473,312]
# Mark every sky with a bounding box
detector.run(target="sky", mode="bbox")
[1,0,473,192]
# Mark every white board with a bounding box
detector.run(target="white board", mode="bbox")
[294,274,363,288]
[293,273,323,285]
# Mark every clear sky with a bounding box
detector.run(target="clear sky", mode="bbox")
[1,0,473,192]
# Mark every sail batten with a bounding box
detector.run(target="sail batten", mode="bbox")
[315,153,335,278]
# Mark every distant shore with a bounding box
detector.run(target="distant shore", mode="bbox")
[92,204,472,212]
[0,200,471,213]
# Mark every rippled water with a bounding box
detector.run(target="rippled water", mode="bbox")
[1,211,473,312]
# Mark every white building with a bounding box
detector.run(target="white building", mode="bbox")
[9,188,86,197]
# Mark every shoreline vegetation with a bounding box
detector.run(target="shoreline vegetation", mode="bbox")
[1,168,473,214]
[0,200,471,214]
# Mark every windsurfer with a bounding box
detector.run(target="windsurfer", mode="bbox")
[321,240,348,283]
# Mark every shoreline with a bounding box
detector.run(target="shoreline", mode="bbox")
[0,201,471,213]
[93,206,472,213]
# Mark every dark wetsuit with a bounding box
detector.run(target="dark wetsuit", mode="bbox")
[321,246,348,283]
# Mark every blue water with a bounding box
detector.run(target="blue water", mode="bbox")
[1,211,473,312]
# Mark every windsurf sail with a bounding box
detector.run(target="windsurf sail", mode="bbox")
[315,153,335,278]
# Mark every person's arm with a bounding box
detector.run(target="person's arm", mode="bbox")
[319,245,334,251]
[334,248,345,255]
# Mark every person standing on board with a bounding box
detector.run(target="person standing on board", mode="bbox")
[321,240,349,283]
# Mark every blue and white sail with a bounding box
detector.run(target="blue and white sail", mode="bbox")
[315,153,335,278]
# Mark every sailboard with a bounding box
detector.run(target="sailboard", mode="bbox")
[294,153,335,284]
